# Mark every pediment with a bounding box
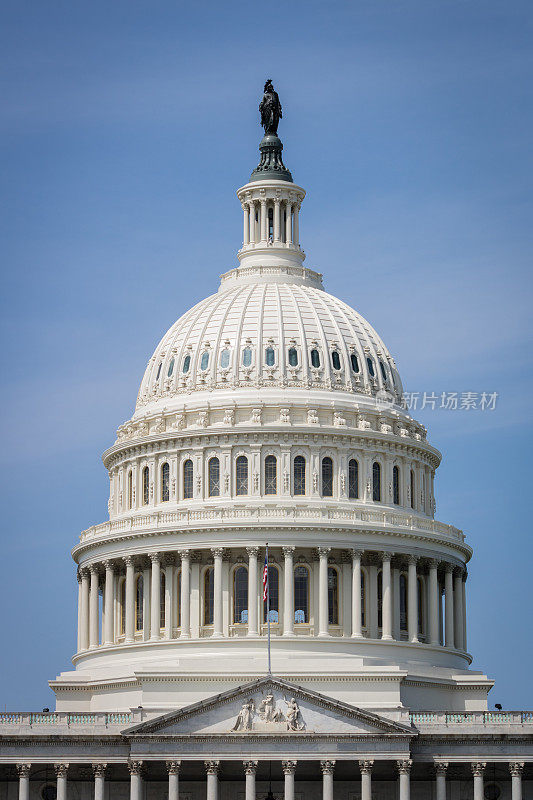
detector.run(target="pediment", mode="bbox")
[126,677,412,738]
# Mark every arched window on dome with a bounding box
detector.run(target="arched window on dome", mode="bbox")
[200,351,210,371]
[127,471,133,509]
[379,360,387,383]
[372,462,381,502]
[361,569,367,629]
[331,351,341,371]
[265,346,275,367]
[220,349,230,369]
[135,575,144,633]
[350,353,360,373]
[377,570,383,630]
[235,455,248,496]
[311,348,320,368]
[161,462,170,503]
[183,459,193,499]
[321,457,333,497]
[268,206,274,240]
[293,456,306,496]
[393,465,400,505]
[288,347,298,367]
[263,565,279,622]
[119,579,126,636]
[400,574,408,634]
[417,577,425,638]
[167,357,175,377]
[160,572,166,630]
[142,467,149,505]
[265,455,277,495]
[233,566,248,624]
[204,567,214,626]
[242,347,252,367]
[182,355,191,374]
[366,357,375,378]
[156,362,162,381]
[328,567,339,625]
[348,459,359,499]
[294,565,310,623]
[410,469,415,509]
[208,457,220,497]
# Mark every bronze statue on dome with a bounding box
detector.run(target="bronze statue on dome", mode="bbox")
[259,80,282,135]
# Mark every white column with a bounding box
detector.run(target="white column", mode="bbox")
[247,547,259,636]
[407,555,419,643]
[205,761,219,800]
[283,546,295,636]
[180,550,191,638]
[243,204,250,245]
[351,550,363,638]
[428,559,440,645]
[434,762,447,800]
[167,761,181,800]
[462,569,468,651]
[454,567,464,650]
[293,203,300,245]
[260,199,267,242]
[282,761,296,800]
[212,548,223,637]
[54,763,69,800]
[92,763,107,800]
[318,547,331,637]
[285,201,293,243]
[444,564,455,648]
[397,760,411,800]
[244,761,258,800]
[150,553,161,641]
[125,556,135,643]
[129,760,143,800]
[510,762,524,800]
[320,761,335,800]
[381,552,393,640]
[472,763,485,800]
[274,198,281,242]
[89,565,99,648]
[164,558,174,639]
[77,573,82,652]
[359,760,373,800]
[80,569,90,650]
[16,764,30,800]
[103,561,114,645]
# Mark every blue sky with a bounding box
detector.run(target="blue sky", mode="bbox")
[0,0,531,710]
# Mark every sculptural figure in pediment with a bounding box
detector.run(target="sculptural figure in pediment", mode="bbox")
[285,697,304,731]
[231,699,255,731]
[258,693,284,723]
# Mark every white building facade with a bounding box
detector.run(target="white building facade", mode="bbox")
[1,89,531,799]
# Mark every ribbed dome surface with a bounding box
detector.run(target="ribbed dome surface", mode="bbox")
[136,267,403,408]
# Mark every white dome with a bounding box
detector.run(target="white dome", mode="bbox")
[136,265,403,410]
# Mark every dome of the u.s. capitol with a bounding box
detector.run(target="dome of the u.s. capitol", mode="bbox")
[135,264,403,413]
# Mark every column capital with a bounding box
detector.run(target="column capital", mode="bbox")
[205,760,220,775]
[320,760,336,774]
[179,549,191,561]
[471,762,486,776]
[283,546,295,557]
[211,547,225,559]
[428,558,440,569]
[150,552,161,564]
[92,763,107,777]
[243,760,258,775]
[166,761,181,775]
[128,760,144,776]
[246,546,259,557]
[16,763,31,777]
[89,563,99,575]
[123,555,134,567]
[396,759,412,775]
[380,551,393,562]
[434,761,448,775]
[359,760,374,774]
[317,546,331,558]
[407,554,418,566]
[445,562,455,574]
[54,763,69,778]
[351,549,363,561]
[509,762,524,776]
[282,760,297,775]
[102,559,114,571]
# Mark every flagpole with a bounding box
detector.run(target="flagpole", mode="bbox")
[266,542,271,675]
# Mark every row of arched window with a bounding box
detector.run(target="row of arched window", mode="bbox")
[118,564,426,635]
[127,457,419,507]
[154,347,392,384]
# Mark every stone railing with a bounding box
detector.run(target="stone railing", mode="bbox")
[0,710,141,728]
[410,711,533,726]
[79,505,464,544]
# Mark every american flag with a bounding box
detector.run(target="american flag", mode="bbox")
[262,549,269,602]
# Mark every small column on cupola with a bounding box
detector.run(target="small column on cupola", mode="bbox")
[237,80,306,269]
